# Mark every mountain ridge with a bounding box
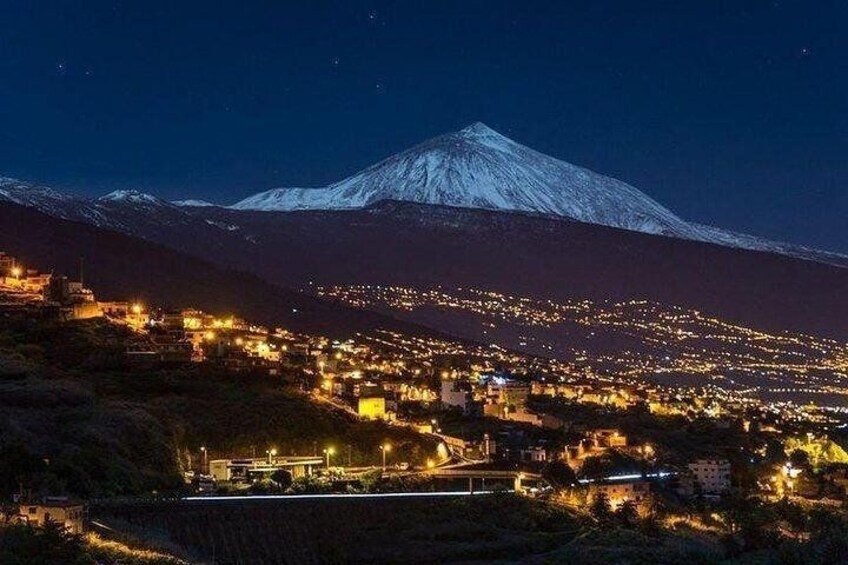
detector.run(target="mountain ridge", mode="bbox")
[227,123,847,264]
[231,122,692,236]
[1,122,846,267]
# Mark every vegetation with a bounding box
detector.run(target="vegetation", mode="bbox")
[784,436,848,470]
[0,521,183,564]
[89,492,848,563]
[0,318,436,499]
[91,494,585,563]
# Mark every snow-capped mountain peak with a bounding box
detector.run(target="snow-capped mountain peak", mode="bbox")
[456,121,515,148]
[227,124,848,266]
[230,122,690,236]
[0,177,76,205]
[99,189,168,206]
[173,199,217,207]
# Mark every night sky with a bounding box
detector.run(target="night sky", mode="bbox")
[1,1,846,252]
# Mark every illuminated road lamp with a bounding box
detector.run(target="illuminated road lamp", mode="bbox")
[204,331,216,342]
[323,446,335,469]
[131,303,143,315]
[10,266,22,279]
[267,448,277,464]
[379,443,392,471]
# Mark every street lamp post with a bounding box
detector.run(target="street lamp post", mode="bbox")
[200,446,207,475]
[380,443,392,471]
[267,448,277,464]
[323,447,335,470]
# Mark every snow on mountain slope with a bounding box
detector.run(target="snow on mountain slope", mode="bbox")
[173,199,217,207]
[0,178,241,242]
[1,121,846,267]
[232,122,692,237]
[0,177,93,218]
[230,123,848,265]
[100,189,169,206]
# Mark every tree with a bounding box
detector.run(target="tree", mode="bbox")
[789,449,810,468]
[579,450,639,481]
[270,469,292,490]
[0,521,89,565]
[615,499,639,527]
[541,460,577,490]
[0,443,46,498]
[589,491,612,523]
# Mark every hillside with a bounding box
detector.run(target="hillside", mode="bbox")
[0,201,435,339]
[0,318,435,499]
[198,201,848,340]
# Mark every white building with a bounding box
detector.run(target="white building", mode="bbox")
[688,458,731,495]
[441,380,474,414]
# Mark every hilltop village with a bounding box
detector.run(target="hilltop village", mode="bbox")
[2,250,848,562]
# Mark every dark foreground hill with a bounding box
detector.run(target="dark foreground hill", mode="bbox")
[0,318,435,499]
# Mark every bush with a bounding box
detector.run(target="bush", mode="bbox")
[0,522,91,565]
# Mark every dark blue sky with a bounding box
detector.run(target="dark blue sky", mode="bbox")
[1,1,846,252]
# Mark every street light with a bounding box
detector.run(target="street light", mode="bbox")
[267,448,277,464]
[131,303,143,315]
[379,443,392,471]
[10,266,22,279]
[200,446,207,474]
[323,447,335,469]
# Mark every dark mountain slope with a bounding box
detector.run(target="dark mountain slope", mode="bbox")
[0,201,433,338]
[197,201,848,339]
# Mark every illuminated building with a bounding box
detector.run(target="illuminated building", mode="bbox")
[588,480,650,511]
[688,459,731,495]
[18,498,85,534]
[358,395,387,420]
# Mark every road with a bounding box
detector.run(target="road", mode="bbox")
[180,491,495,502]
